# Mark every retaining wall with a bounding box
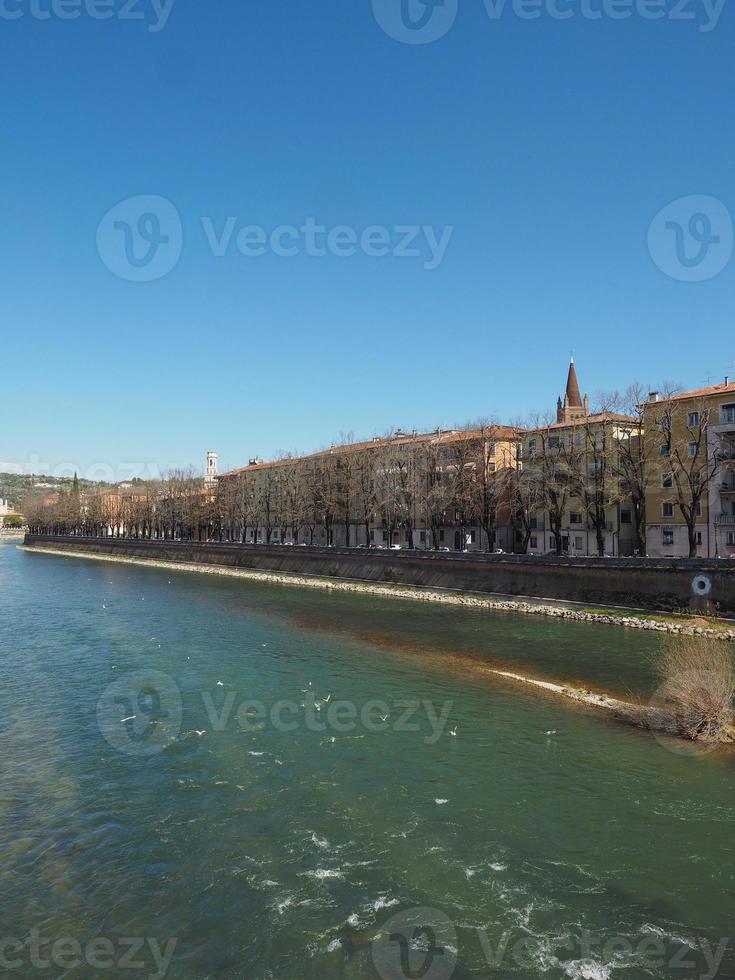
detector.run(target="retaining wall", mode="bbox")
[22,535,735,614]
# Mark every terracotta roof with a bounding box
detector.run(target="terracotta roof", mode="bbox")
[220,425,519,478]
[647,381,735,404]
[525,412,638,433]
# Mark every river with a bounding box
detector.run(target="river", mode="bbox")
[1,540,733,979]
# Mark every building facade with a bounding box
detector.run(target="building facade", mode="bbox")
[519,361,640,556]
[217,426,520,552]
[643,380,735,558]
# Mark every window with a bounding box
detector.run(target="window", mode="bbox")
[528,439,537,453]
[370,529,375,542]
[696,531,703,545]
[488,442,496,457]
[488,462,496,473]
[419,530,426,543]
[570,512,582,524]
[530,536,538,549]
[661,474,673,489]
[468,531,476,544]
[688,411,700,427]
[694,501,702,517]
[548,436,561,449]
[688,442,698,457]
[621,511,631,524]
[721,404,735,423]
[663,529,674,546]
[660,445,670,457]
[575,536,584,549]
[439,530,445,543]
[530,517,538,529]
[727,532,735,546]
[662,502,674,518]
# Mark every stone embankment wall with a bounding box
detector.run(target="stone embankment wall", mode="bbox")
[23,535,735,615]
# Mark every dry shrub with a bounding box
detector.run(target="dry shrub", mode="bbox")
[655,636,735,742]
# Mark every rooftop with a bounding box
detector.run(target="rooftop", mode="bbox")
[526,412,638,433]
[220,424,519,479]
[647,381,735,404]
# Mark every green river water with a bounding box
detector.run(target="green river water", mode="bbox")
[1,540,734,979]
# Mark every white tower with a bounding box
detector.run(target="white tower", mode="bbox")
[205,451,218,487]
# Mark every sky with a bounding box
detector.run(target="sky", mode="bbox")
[1,0,733,480]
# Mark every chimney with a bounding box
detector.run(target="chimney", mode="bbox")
[726,376,730,386]
[648,391,659,402]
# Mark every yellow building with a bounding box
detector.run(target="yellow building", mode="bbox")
[643,380,735,558]
[520,360,640,556]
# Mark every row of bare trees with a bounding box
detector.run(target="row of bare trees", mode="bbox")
[24,385,726,557]
[25,426,513,551]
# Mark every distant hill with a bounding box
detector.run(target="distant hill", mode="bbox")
[0,473,113,509]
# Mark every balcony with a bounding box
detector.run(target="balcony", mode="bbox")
[713,419,735,437]
[716,514,735,525]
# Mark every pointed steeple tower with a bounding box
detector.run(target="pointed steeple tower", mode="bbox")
[556,356,590,423]
[565,356,582,408]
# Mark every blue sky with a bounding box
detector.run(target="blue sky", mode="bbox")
[1,0,733,479]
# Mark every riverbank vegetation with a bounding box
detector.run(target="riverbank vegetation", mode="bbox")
[654,635,735,743]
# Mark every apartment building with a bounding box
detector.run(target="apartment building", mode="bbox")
[519,360,640,556]
[217,425,519,552]
[643,380,735,558]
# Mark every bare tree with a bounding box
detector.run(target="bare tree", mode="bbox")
[656,393,720,557]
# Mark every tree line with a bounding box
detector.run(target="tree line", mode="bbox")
[24,385,725,558]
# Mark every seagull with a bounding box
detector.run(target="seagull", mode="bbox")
[379,714,389,723]
[449,727,457,736]
[545,730,558,736]
[195,730,206,737]
[120,715,136,723]
[216,681,224,686]
[314,702,322,711]
[323,694,331,703]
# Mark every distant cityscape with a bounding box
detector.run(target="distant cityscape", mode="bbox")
[17,359,735,559]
